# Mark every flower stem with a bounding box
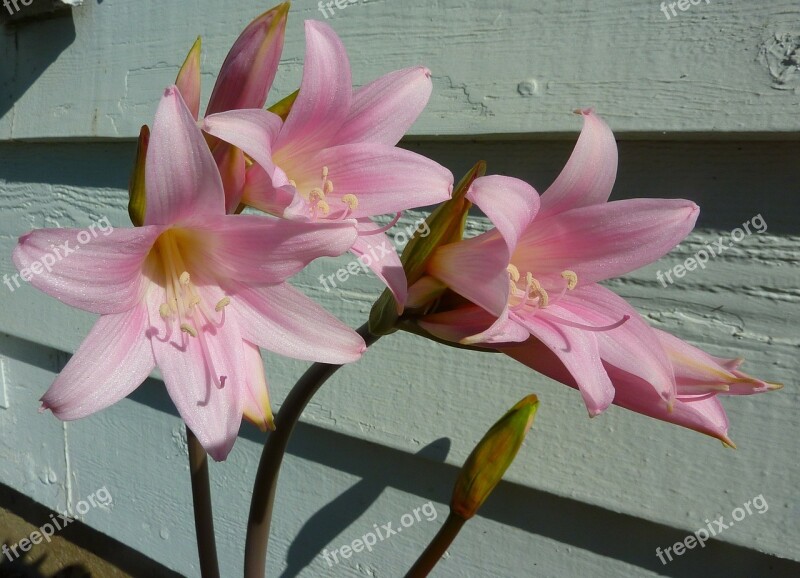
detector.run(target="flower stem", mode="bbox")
[243,322,380,578]
[405,512,466,577]
[187,428,221,578]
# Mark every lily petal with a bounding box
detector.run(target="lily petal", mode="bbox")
[206,3,289,115]
[13,225,163,314]
[146,284,245,461]
[560,285,676,403]
[242,341,275,431]
[145,87,225,226]
[213,143,247,213]
[188,214,357,285]
[304,143,453,218]
[420,304,529,345]
[275,20,353,159]
[539,109,618,218]
[228,282,365,364]
[350,223,407,312]
[337,66,433,146]
[466,175,540,254]
[514,198,699,287]
[202,109,283,181]
[241,164,296,217]
[427,232,510,317]
[41,303,155,419]
[510,311,615,416]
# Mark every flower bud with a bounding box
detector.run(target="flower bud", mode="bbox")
[451,395,539,520]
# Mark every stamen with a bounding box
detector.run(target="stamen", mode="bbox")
[324,180,334,194]
[159,303,172,319]
[341,194,359,211]
[215,297,231,312]
[316,200,330,216]
[358,212,403,236]
[180,271,191,286]
[507,264,520,282]
[561,270,578,290]
[538,311,630,332]
[288,179,297,189]
[322,166,329,179]
[309,188,325,202]
[180,323,198,337]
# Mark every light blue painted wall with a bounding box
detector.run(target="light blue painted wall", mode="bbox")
[1,1,799,576]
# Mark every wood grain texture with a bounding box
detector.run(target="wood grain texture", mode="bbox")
[1,0,799,141]
[0,138,798,575]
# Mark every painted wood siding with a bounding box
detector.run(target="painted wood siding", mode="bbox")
[1,1,798,576]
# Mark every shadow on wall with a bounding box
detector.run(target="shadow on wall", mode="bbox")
[0,10,76,124]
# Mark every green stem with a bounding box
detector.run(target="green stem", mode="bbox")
[405,512,466,577]
[187,428,221,578]
[243,322,380,578]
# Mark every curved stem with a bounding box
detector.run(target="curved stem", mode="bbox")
[244,322,380,578]
[405,512,466,577]
[187,428,221,578]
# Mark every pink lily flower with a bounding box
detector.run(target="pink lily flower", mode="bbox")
[415,109,778,443]
[174,3,290,211]
[13,87,365,461]
[201,20,454,310]
[422,110,698,416]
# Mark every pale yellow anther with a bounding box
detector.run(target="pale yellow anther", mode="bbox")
[561,270,578,290]
[189,295,201,308]
[215,297,231,312]
[159,303,172,319]
[179,271,191,286]
[341,194,359,210]
[317,200,331,216]
[525,273,549,307]
[288,179,297,189]
[324,180,334,194]
[322,166,329,179]
[180,323,198,338]
[507,264,520,283]
[309,188,325,202]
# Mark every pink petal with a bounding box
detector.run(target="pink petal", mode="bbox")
[145,87,225,226]
[558,285,676,403]
[241,164,296,216]
[187,214,357,285]
[41,303,155,420]
[654,329,773,396]
[305,143,453,218]
[607,364,733,446]
[275,21,353,159]
[337,66,433,146]
[420,304,528,345]
[538,109,618,218]
[202,109,283,181]
[514,198,699,287]
[427,232,510,317]
[350,223,407,313]
[511,311,615,416]
[212,143,247,213]
[227,282,365,364]
[145,284,245,461]
[205,3,289,114]
[242,341,274,432]
[466,175,540,254]
[13,225,163,314]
